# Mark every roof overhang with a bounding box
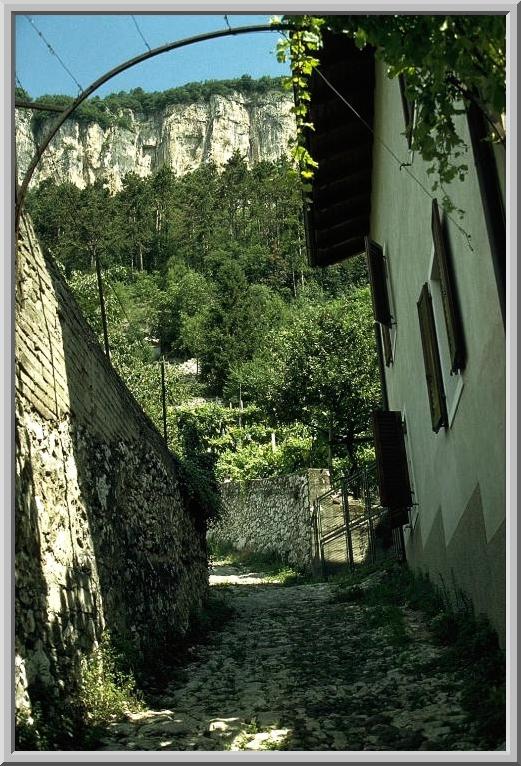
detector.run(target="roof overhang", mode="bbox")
[301,31,375,267]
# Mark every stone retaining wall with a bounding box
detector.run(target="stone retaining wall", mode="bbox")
[15,216,208,726]
[210,470,330,570]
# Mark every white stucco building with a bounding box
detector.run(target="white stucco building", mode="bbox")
[303,32,506,643]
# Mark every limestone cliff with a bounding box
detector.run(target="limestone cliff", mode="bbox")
[15,90,295,190]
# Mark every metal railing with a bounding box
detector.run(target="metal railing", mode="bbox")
[313,463,405,577]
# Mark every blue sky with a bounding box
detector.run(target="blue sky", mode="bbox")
[15,14,290,98]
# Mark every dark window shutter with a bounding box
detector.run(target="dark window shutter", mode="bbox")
[372,409,412,528]
[373,323,389,410]
[431,199,467,373]
[398,74,415,149]
[365,237,392,326]
[417,283,448,432]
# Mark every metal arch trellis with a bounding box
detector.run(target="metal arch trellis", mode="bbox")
[14,22,295,232]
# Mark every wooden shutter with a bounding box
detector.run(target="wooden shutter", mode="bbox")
[373,323,389,410]
[417,283,448,432]
[365,237,392,326]
[372,409,412,527]
[431,199,466,373]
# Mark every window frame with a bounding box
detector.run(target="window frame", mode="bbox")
[365,238,396,367]
[398,73,416,150]
[431,199,467,374]
[428,246,465,427]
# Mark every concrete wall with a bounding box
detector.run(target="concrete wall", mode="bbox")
[15,216,209,724]
[210,470,330,570]
[370,63,506,642]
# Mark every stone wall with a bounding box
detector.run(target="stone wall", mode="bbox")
[210,470,330,570]
[15,216,208,725]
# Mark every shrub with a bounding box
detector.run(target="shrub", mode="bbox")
[78,630,144,728]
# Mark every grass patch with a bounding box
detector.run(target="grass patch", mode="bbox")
[210,545,314,586]
[428,612,505,747]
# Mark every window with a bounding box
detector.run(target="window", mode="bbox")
[365,238,396,366]
[429,248,465,426]
[366,238,391,325]
[399,74,415,149]
[417,283,448,433]
[401,409,418,529]
[431,199,466,373]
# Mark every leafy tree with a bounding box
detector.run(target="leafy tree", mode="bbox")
[118,173,154,271]
[229,287,379,472]
[158,262,213,356]
[26,143,382,483]
[26,179,82,272]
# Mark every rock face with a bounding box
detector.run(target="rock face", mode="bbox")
[15,90,296,190]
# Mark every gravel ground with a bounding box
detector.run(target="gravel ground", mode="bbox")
[97,562,495,752]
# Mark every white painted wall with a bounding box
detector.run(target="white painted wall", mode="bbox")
[369,61,506,640]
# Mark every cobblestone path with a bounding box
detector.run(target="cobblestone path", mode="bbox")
[98,563,489,751]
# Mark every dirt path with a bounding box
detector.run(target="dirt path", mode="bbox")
[98,563,488,751]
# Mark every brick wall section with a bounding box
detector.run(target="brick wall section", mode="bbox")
[210,469,330,570]
[15,216,208,722]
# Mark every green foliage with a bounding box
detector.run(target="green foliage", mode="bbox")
[78,630,144,728]
[228,287,379,472]
[276,14,506,213]
[27,152,380,489]
[172,402,316,483]
[16,704,53,751]
[16,85,30,100]
[27,76,286,133]
[16,631,145,750]
[216,423,314,482]
[209,546,310,585]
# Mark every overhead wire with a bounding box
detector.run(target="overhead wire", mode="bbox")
[15,73,27,93]
[131,15,151,52]
[24,14,83,93]
[313,66,474,251]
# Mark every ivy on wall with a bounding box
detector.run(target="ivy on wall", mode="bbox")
[274,14,506,214]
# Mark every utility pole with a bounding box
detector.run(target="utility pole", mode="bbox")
[238,383,243,429]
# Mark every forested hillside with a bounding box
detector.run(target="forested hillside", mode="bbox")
[27,153,379,508]
[16,74,286,131]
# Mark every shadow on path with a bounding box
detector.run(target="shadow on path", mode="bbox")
[94,563,490,752]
